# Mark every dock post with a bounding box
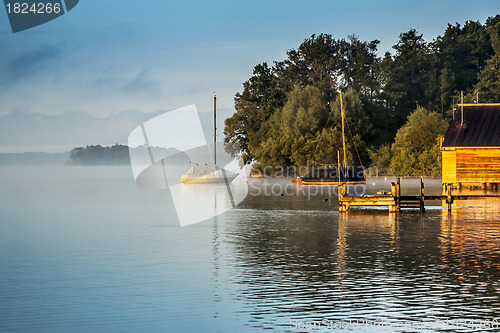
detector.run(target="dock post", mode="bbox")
[338,183,348,212]
[447,184,453,212]
[420,177,425,212]
[396,178,401,212]
[390,182,396,212]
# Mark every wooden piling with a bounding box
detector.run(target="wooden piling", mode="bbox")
[396,178,401,211]
[446,184,453,211]
[419,177,425,212]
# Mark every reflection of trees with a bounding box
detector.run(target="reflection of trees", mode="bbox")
[223,208,412,326]
[221,202,499,329]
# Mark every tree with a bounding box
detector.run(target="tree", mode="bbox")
[369,143,392,175]
[330,88,372,166]
[338,35,380,97]
[472,55,500,102]
[275,33,340,101]
[380,29,432,128]
[390,107,447,176]
[253,85,329,167]
[433,20,494,110]
[225,16,500,171]
[470,15,500,102]
[225,33,381,164]
[486,15,500,55]
[224,62,284,162]
[67,144,131,165]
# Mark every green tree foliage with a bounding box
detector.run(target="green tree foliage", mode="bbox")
[380,29,432,128]
[432,20,495,110]
[472,55,500,102]
[390,107,447,176]
[338,35,380,96]
[470,15,500,103]
[369,143,392,175]
[250,86,372,168]
[224,63,284,162]
[331,88,372,165]
[275,33,340,101]
[487,15,500,55]
[224,33,381,162]
[225,15,500,175]
[253,85,329,167]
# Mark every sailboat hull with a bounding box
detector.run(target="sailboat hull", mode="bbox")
[180,165,237,184]
[181,176,237,183]
[291,167,366,185]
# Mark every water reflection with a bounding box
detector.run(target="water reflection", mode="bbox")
[221,184,499,332]
[438,205,500,322]
[2,168,498,332]
[337,215,347,282]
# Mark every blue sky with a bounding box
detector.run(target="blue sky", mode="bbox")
[0,0,498,117]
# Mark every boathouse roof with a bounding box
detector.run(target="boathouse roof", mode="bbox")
[442,103,500,147]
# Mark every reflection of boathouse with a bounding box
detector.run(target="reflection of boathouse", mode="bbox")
[441,103,500,187]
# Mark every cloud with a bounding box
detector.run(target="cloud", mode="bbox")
[1,44,63,87]
[121,68,162,96]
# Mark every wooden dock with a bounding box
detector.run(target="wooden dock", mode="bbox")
[338,178,500,212]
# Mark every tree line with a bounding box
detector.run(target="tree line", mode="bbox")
[224,15,500,176]
[66,144,130,165]
[66,145,187,166]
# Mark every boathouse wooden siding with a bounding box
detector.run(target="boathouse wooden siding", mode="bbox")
[441,104,500,185]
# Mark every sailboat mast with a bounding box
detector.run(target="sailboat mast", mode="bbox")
[340,91,347,171]
[214,94,217,166]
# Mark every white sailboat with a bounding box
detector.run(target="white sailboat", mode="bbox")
[180,95,237,183]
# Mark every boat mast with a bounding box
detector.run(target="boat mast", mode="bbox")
[340,91,347,172]
[337,150,341,185]
[214,93,217,166]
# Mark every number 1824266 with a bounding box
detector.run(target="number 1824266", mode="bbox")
[5,2,62,14]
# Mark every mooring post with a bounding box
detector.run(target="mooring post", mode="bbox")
[396,177,401,211]
[420,177,425,212]
[338,183,346,212]
[447,184,453,212]
[390,182,396,212]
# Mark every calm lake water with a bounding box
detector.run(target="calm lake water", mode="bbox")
[0,166,499,332]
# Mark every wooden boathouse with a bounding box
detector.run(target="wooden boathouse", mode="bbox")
[441,103,500,188]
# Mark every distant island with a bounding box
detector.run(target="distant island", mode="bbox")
[65,144,188,166]
[66,144,130,165]
[0,144,188,166]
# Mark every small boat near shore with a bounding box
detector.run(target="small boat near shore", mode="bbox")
[292,167,366,185]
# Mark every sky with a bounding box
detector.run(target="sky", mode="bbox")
[0,0,498,117]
